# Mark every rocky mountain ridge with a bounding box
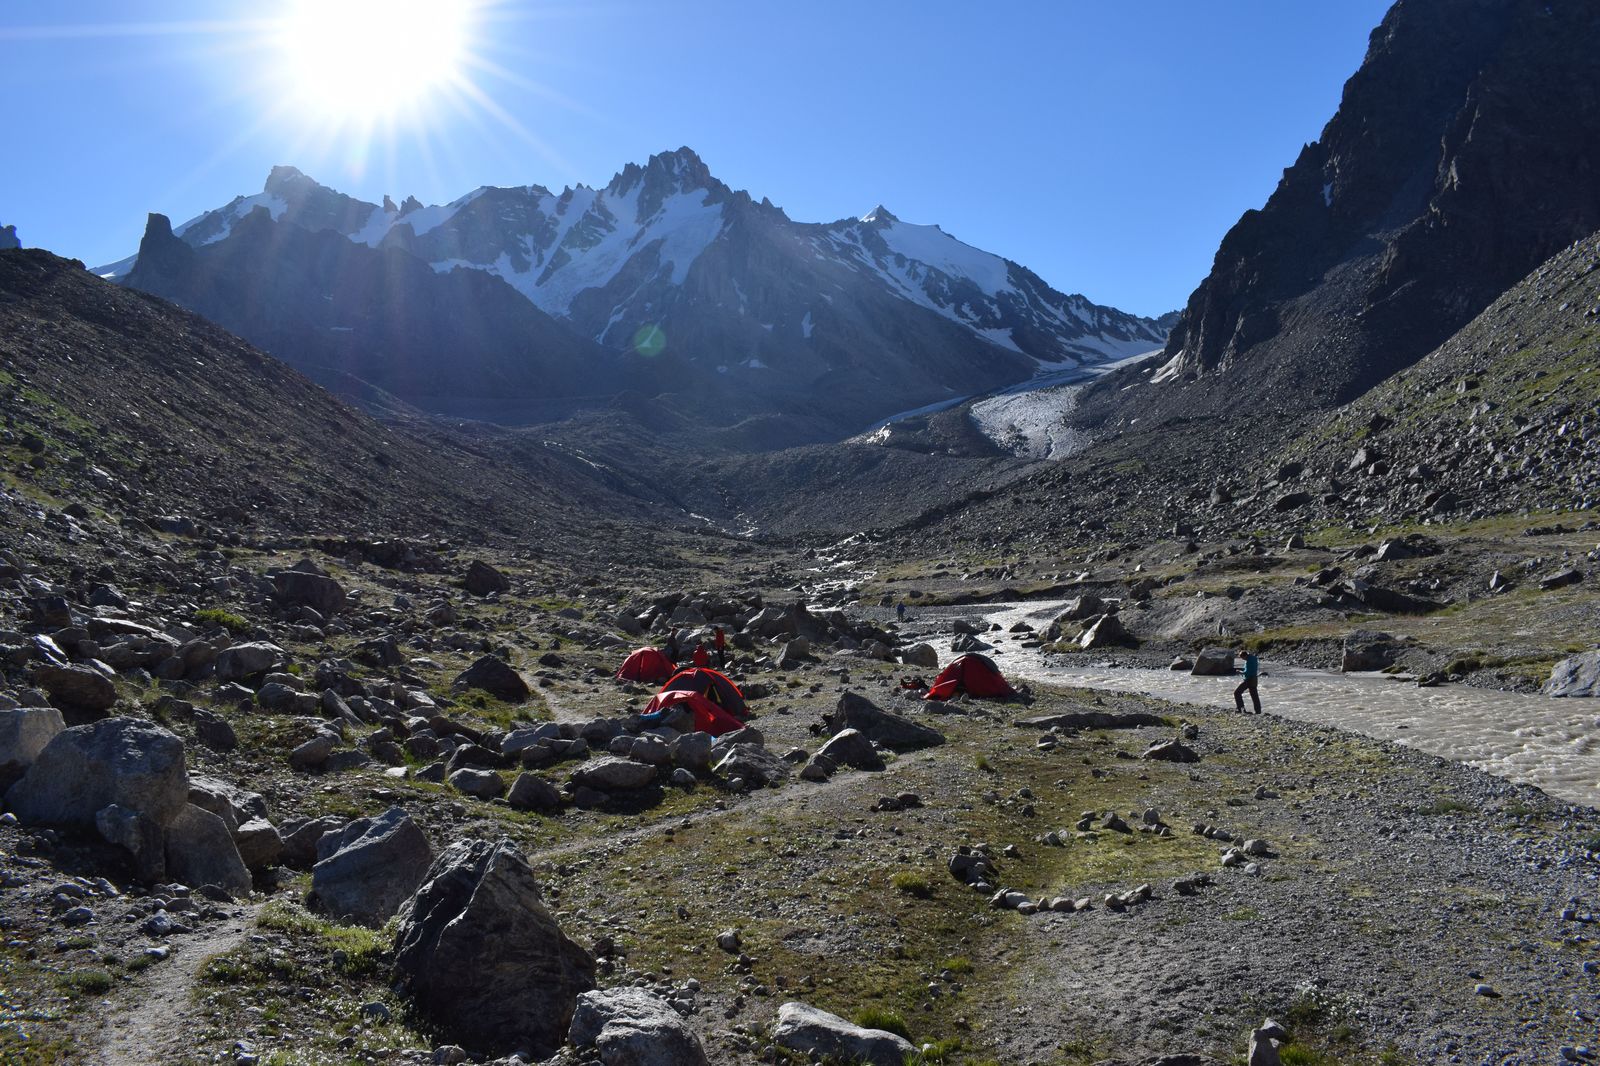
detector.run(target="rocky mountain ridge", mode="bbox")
[1080,0,1600,430]
[106,149,1171,439]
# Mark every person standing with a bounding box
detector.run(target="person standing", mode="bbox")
[664,630,681,665]
[1234,648,1261,713]
[713,626,727,669]
[896,601,906,623]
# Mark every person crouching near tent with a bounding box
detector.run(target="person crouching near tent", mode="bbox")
[692,642,710,669]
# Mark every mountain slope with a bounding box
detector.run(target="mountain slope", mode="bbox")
[1081,0,1600,429]
[105,150,1169,438]
[0,248,679,549]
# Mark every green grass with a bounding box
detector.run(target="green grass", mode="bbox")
[194,607,250,635]
[851,1006,911,1041]
[55,969,113,995]
[1417,798,1475,816]
[891,872,934,899]
[254,900,390,977]
[939,956,974,975]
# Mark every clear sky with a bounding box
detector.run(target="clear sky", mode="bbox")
[1,0,1393,318]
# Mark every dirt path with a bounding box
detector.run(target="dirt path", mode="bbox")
[94,903,261,1066]
[967,599,1600,807]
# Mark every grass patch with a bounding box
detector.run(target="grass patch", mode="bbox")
[1417,798,1475,816]
[55,969,113,995]
[255,900,390,977]
[851,1006,911,1041]
[194,607,250,635]
[939,956,974,975]
[891,872,934,899]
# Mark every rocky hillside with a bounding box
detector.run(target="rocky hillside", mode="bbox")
[0,248,687,551]
[1081,0,1600,429]
[1290,231,1600,520]
[106,150,1170,439]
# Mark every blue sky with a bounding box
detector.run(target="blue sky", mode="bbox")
[1,0,1392,317]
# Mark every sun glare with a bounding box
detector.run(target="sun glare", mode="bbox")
[278,0,473,121]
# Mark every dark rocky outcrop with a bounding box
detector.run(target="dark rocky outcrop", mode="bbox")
[1083,0,1600,425]
[393,839,595,1057]
[822,691,945,751]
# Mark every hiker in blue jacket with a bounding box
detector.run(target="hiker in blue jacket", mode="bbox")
[1235,648,1262,713]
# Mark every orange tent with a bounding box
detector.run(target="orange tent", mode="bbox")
[617,647,676,683]
[640,689,746,737]
[924,653,1017,701]
[655,667,748,717]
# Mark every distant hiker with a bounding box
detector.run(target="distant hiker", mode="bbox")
[713,626,727,669]
[692,643,711,669]
[896,602,906,623]
[1234,648,1261,713]
[665,631,681,664]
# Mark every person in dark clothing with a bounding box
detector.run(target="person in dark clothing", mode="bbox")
[664,631,680,664]
[1234,648,1261,713]
[713,626,727,669]
[896,602,906,622]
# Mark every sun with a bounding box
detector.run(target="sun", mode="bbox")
[276,0,475,121]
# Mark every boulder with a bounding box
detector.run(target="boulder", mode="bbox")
[311,807,434,926]
[279,814,346,869]
[31,664,117,714]
[1189,648,1235,676]
[671,731,713,771]
[823,691,944,752]
[0,706,65,788]
[393,839,595,1058]
[454,656,530,702]
[164,804,252,895]
[569,756,657,792]
[1540,568,1584,591]
[1054,595,1104,623]
[5,717,187,828]
[713,746,790,789]
[1079,613,1131,649]
[449,768,506,800]
[192,710,238,752]
[771,1002,915,1066]
[1142,739,1200,763]
[898,643,939,669]
[507,773,562,812]
[289,731,338,770]
[815,728,883,772]
[273,566,346,617]
[1341,630,1397,673]
[1544,650,1600,697]
[234,818,285,870]
[569,987,708,1066]
[214,642,284,683]
[464,560,511,596]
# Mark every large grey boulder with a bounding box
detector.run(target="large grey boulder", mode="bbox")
[311,807,433,926]
[279,814,347,868]
[188,775,269,834]
[713,746,790,789]
[771,1002,914,1066]
[815,728,883,772]
[1055,595,1105,623]
[31,664,117,714]
[570,987,708,1066]
[214,642,284,683]
[506,773,562,812]
[1189,648,1235,676]
[823,691,944,752]
[1544,650,1600,697]
[234,818,285,870]
[273,563,346,617]
[5,717,187,828]
[0,706,65,788]
[464,560,511,596]
[393,839,595,1058]
[454,656,530,702]
[164,804,252,895]
[1079,613,1131,650]
[898,643,939,669]
[569,756,657,792]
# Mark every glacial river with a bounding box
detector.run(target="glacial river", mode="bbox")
[962,600,1600,808]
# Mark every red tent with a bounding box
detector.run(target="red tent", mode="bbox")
[924,653,1017,701]
[656,667,748,717]
[617,647,676,683]
[641,688,746,737]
